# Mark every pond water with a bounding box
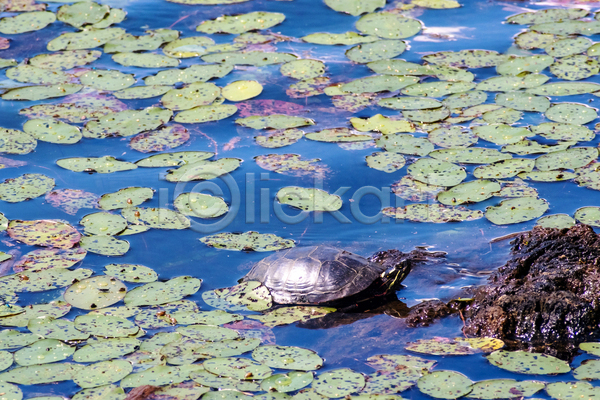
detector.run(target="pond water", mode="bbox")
[2,0,600,398]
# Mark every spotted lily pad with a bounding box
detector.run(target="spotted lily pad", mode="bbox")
[256,129,303,148]
[124,276,201,306]
[402,81,476,97]
[0,11,55,34]
[175,104,238,124]
[352,115,415,135]
[467,378,544,399]
[549,55,599,82]
[145,64,233,86]
[476,75,549,92]
[201,231,294,252]
[165,158,241,182]
[121,207,190,229]
[14,338,74,366]
[345,40,406,63]
[545,103,598,125]
[535,147,598,171]
[113,85,172,100]
[204,356,272,380]
[262,372,314,393]
[376,134,434,156]
[0,330,38,350]
[408,158,466,186]
[202,51,297,66]
[104,264,157,283]
[485,197,549,225]
[277,187,342,212]
[248,306,334,326]
[57,156,137,174]
[121,365,200,387]
[79,235,130,256]
[423,49,507,68]
[406,338,481,356]
[312,368,365,397]
[197,12,285,34]
[494,92,550,112]
[130,125,189,153]
[80,212,127,236]
[174,192,229,218]
[136,151,214,167]
[206,281,272,312]
[7,65,72,85]
[22,119,81,144]
[378,96,442,111]
[471,124,532,145]
[281,60,326,80]
[99,187,153,210]
[27,317,89,341]
[0,173,55,204]
[162,36,215,58]
[366,152,405,173]
[112,52,179,68]
[73,359,132,389]
[356,12,422,39]
[0,363,82,385]
[237,115,314,130]
[161,82,220,111]
[2,84,82,101]
[497,55,554,76]
[535,214,575,229]
[486,350,570,374]
[473,159,534,179]
[79,70,135,91]
[574,207,600,227]
[47,28,126,51]
[417,371,473,399]
[382,204,483,223]
[527,82,600,96]
[306,128,371,143]
[428,126,477,148]
[302,32,378,45]
[57,1,110,27]
[429,148,511,164]
[253,345,323,371]
[546,382,600,400]
[7,219,79,248]
[65,275,127,310]
[74,314,138,337]
[73,338,140,363]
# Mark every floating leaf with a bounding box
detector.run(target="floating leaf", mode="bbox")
[47,28,126,51]
[351,115,415,134]
[535,147,598,171]
[280,60,326,80]
[325,0,384,15]
[79,235,130,256]
[203,281,272,312]
[306,128,372,143]
[20,92,127,123]
[346,40,406,63]
[80,212,127,236]
[406,338,478,355]
[482,108,522,125]
[7,219,79,248]
[57,1,110,28]
[163,36,215,58]
[262,372,314,393]
[201,231,294,252]
[497,55,554,75]
[546,382,600,400]
[507,8,588,24]
[14,338,74,366]
[99,187,153,210]
[429,148,511,164]
[0,363,82,385]
[121,365,200,387]
[418,371,472,399]
[13,247,86,272]
[0,11,55,34]
[277,187,342,212]
[2,84,82,101]
[23,119,81,144]
[550,55,599,81]
[104,264,157,283]
[443,91,487,109]
[135,151,214,167]
[428,126,477,148]
[65,275,127,310]
[121,207,190,229]
[518,170,576,182]
[73,360,132,389]
[412,0,460,8]
[486,350,570,374]
[382,204,483,223]
[248,306,334,327]
[423,50,507,69]
[574,206,600,227]
[473,159,534,179]
[174,192,228,218]
[546,37,593,58]
[175,104,238,124]
[197,12,285,34]
[502,140,575,156]
[57,156,137,174]
[256,129,303,148]
[471,124,532,145]
[302,32,378,45]
[113,85,172,100]
[166,158,241,182]
[485,197,549,225]
[536,214,575,229]
[74,314,138,337]
[531,123,593,142]
[124,276,201,306]
[145,64,233,86]
[237,115,314,130]
[202,51,297,66]
[402,81,476,97]
[161,82,220,111]
[204,357,272,380]
[79,69,135,91]
[527,82,600,96]
[407,158,466,186]
[437,180,501,205]
[532,20,600,36]
[7,65,72,85]
[112,52,179,68]
[356,12,422,39]
[73,338,140,363]
[376,134,434,156]
[0,129,36,154]
[253,345,323,371]
[0,330,38,350]
[27,317,89,341]
[366,152,405,173]
[312,368,365,397]
[545,103,597,125]
[222,81,263,102]
[476,74,549,92]
[495,91,550,112]
[378,96,441,110]
[129,125,189,153]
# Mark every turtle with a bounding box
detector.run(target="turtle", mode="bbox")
[242,245,426,306]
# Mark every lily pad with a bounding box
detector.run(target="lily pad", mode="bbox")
[325,0,384,15]
[443,91,487,109]
[531,20,600,36]
[408,158,466,186]
[495,91,550,112]
[502,140,575,156]
[202,51,297,66]
[0,363,82,385]
[376,134,434,156]
[73,338,140,363]
[574,207,600,227]
[545,103,597,125]
[2,84,82,101]
[237,115,314,130]
[429,147,511,164]
[473,159,534,179]
[356,12,422,39]
[145,64,233,86]
[80,212,127,236]
[437,180,501,205]
[312,368,365,397]
[306,128,372,143]
[73,360,132,389]
[104,264,157,283]
[248,306,334,327]
[79,69,135,91]
[402,81,476,97]
[277,187,341,212]
[7,65,72,85]
[121,206,190,229]
[65,275,127,310]
[536,214,575,229]
[428,126,477,148]
[527,82,600,96]
[253,345,323,371]
[550,55,599,81]
[57,1,110,28]
[417,371,472,399]
[112,52,179,68]
[346,40,406,63]
[378,96,442,111]
[27,317,89,341]
[163,36,215,58]
[406,338,480,355]
[382,204,483,223]
[121,365,200,387]
[204,357,272,380]
[7,219,79,248]
[516,31,556,50]
[256,129,303,148]
[366,152,405,173]
[476,74,550,92]
[162,82,220,111]
[222,81,263,102]
[497,55,554,76]
[486,350,570,374]
[482,108,522,125]
[79,235,130,256]
[174,192,228,218]
[546,37,593,58]
[351,115,415,134]
[518,170,576,182]
[204,281,272,312]
[23,119,81,144]
[422,50,507,69]
[175,104,238,124]
[0,11,55,34]
[485,197,549,225]
[302,32,378,45]
[201,231,294,252]
[0,330,38,350]
[0,129,36,154]
[99,187,154,210]
[14,338,74,366]
[57,156,136,174]
[166,158,241,182]
[130,125,189,153]
[47,28,126,51]
[197,12,285,34]
[546,382,600,400]
[532,123,593,142]
[74,314,138,337]
[262,372,314,393]
[113,85,172,100]
[136,151,214,167]
[124,276,201,306]
[535,147,598,171]
[471,124,532,145]
[281,60,326,80]
[507,8,588,24]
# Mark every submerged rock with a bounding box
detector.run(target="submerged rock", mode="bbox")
[463,224,600,357]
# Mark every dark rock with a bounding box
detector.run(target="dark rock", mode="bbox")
[463,224,600,358]
[405,299,452,327]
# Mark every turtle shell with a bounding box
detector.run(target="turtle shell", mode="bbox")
[242,245,388,304]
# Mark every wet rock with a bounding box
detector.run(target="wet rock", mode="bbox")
[463,224,600,357]
[405,299,452,327]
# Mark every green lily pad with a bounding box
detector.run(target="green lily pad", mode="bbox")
[0,58,17,69]
[201,231,294,252]
[443,91,487,109]
[6,65,72,85]
[104,264,157,283]
[113,85,172,100]
[366,152,405,173]
[166,158,241,182]
[189,370,251,390]
[23,119,81,144]
[79,235,130,256]
[392,176,443,202]
[352,115,415,134]
[57,156,137,174]
[576,162,600,190]
[175,104,238,124]
[325,0,384,15]
[527,82,600,96]
[92,8,126,29]
[197,11,285,34]
[0,351,12,372]
[476,74,550,92]
[485,197,549,225]
[402,81,476,97]
[546,37,592,58]
[124,276,201,306]
[356,12,422,39]
[163,36,215,58]
[73,338,140,363]
[467,379,544,399]
[495,91,550,112]
[65,275,127,310]
[306,128,372,143]
[57,1,110,27]
[472,124,533,145]
[90,305,140,319]
[422,50,507,69]
[161,82,220,111]
[362,367,423,394]
[204,357,272,380]
[2,84,82,101]
[202,51,297,66]
[73,360,132,389]
[376,134,434,156]
[428,126,477,148]
[502,140,575,156]
[473,159,534,179]
[139,332,182,352]
[532,20,600,36]
[237,115,314,130]
[0,267,92,293]
[507,8,587,24]
[580,342,600,357]
[346,40,406,63]
[0,11,55,34]
[121,206,190,229]
[518,170,576,182]
[532,123,593,142]
[302,32,378,45]
[497,55,553,76]
[535,147,598,171]
[407,158,466,186]
[0,330,40,350]
[203,281,272,312]
[262,372,314,393]
[0,129,36,154]
[486,350,570,374]
[280,60,326,80]
[27,317,89,341]
[80,212,127,236]
[571,359,600,380]
[429,148,511,164]
[47,28,126,51]
[312,368,365,397]
[417,371,472,399]
[546,382,600,400]
[482,107,522,125]
[121,365,201,387]
[0,301,70,327]
[407,338,486,355]
[134,302,198,329]
[256,129,303,148]
[550,55,599,81]
[14,338,74,366]
[99,187,154,210]
[382,204,484,223]
[535,214,575,229]
[378,96,442,111]
[253,345,323,371]
[287,77,330,98]
[79,69,135,91]
[574,206,600,226]
[74,314,138,337]
[248,306,335,327]
[515,32,555,50]
[174,192,228,218]
[176,324,239,341]
[144,64,233,86]
[545,103,598,124]
[136,151,214,167]
[112,52,179,68]
[0,363,82,385]
[412,0,460,7]
[341,76,418,95]
[7,219,79,248]
[437,180,501,205]
[130,124,189,153]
